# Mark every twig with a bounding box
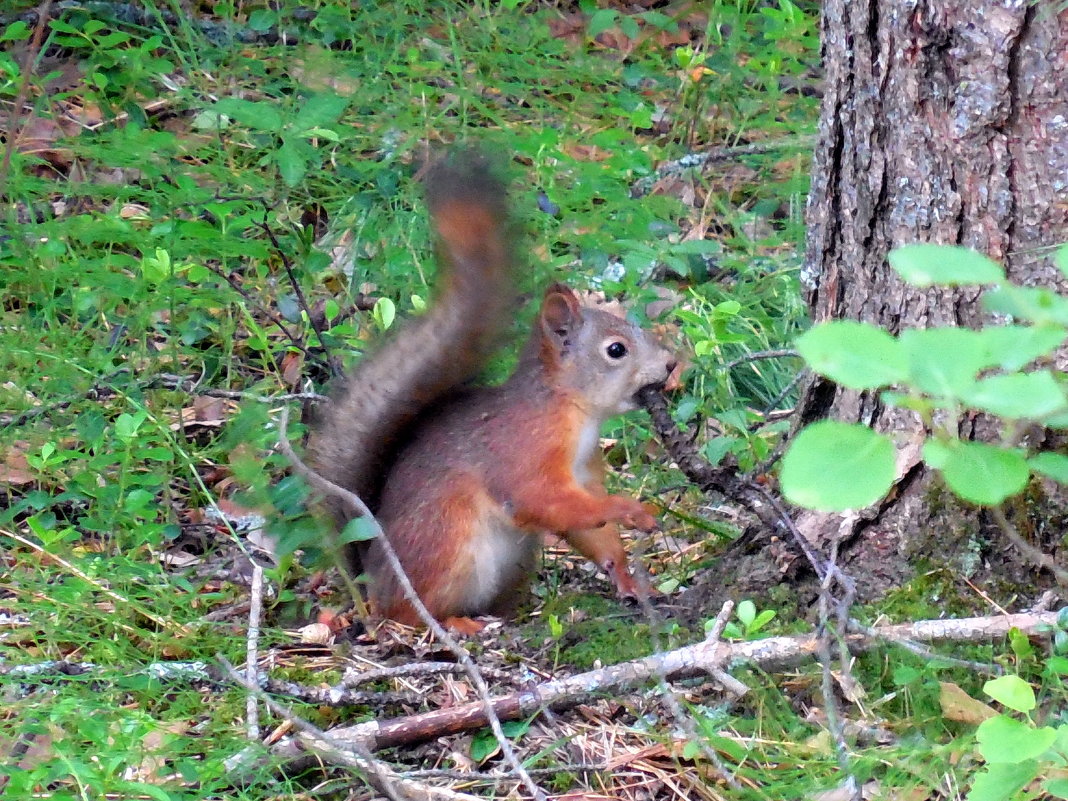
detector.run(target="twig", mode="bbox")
[748,368,807,434]
[263,678,420,708]
[276,407,547,801]
[991,506,1068,587]
[0,0,52,196]
[1,367,131,428]
[637,596,749,794]
[218,657,474,801]
[815,542,860,800]
[401,764,610,782]
[202,262,317,365]
[268,610,1060,756]
[846,620,1001,674]
[256,211,342,377]
[147,373,328,403]
[721,348,800,372]
[246,562,265,740]
[341,661,509,688]
[630,137,815,197]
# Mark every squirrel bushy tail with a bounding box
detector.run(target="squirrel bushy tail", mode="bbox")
[308,154,518,522]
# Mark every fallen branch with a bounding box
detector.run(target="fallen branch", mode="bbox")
[630,137,814,197]
[271,611,1054,758]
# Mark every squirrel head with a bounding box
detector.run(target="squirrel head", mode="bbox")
[535,283,677,416]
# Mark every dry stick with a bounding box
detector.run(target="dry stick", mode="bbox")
[256,212,342,378]
[637,387,833,579]
[637,597,750,796]
[991,506,1068,587]
[269,611,1059,756]
[816,543,860,801]
[1,367,132,428]
[276,407,546,801]
[245,562,265,740]
[721,348,800,373]
[0,0,52,195]
[630,137,815,197]
[263,678,419,708]
[202,262,317,365]
[401,764,610,782]
[147,372,328,403]
[639,386,856,795]
[341,661,510,689]
[218,658,478,801]
[748,369,808,437]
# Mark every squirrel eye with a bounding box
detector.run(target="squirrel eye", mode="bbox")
[606,341,628,359]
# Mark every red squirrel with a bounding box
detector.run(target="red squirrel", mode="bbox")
[308,154,676,633]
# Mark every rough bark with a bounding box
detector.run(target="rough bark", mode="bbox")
[791,1,1068,601]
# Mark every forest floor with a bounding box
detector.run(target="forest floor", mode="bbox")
[2,2,1056,800]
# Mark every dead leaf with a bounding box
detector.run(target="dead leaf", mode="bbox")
[0,442,35,486]
[281,351,304,388]
[939,681,997,724]
[562,143,612,162]
[131,720,190,782]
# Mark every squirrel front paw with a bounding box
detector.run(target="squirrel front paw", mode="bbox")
[605,496,659,532]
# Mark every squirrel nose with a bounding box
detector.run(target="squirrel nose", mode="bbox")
[665,359,678,374]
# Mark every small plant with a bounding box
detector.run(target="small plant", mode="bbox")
[968,668,1068,800]
[782,243,1068,512]
[714,599,777,640]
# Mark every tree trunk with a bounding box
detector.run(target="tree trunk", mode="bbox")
[793,0,1068,600]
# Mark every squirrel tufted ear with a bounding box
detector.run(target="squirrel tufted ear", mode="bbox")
[539,283,583,342]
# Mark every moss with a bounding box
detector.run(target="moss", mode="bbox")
[532,594,655,669]
[878,566,985,620]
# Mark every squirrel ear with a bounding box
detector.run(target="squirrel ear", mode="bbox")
[539,284,583,344]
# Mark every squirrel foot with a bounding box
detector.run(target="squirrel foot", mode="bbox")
[444,616,488,636]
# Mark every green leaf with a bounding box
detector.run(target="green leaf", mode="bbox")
[294,92,350,130]
[983,284,1068,326]
[983,675,1037,713]
[737,600,756,627]
[373,297,396,331]
[1030,452,1068,484]
[889,244,1004,287]
[276,139,307,186]
[899,327,989,398]
[1048,655,1068,674]
[1,21,31,42]
[966,761,1040,801]
[247,9,277,32]
[588,9,618,37]
[921,438,952,469]
[750,609,775,632]
[796,321,908,389]
[977,325,1067,370]
[469,729,498,763]
[1045,778,1068,800]
[339,515,379,544]
[976,716,1056,762]
[114,411,148,442]
[780,422,896,511]
[212,98,283,132]
[962,371,1067,420]
[939,442,1029,506]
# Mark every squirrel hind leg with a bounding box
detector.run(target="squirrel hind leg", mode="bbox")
[372,471,532,626]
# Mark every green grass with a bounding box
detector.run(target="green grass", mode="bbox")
[4,1,993,798]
